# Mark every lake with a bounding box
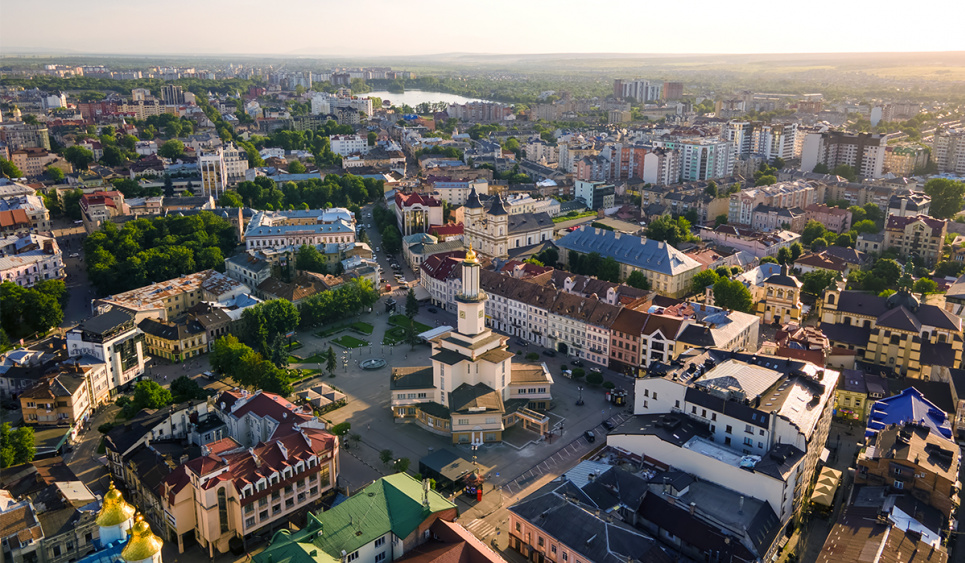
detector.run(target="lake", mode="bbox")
[366,90,490,107]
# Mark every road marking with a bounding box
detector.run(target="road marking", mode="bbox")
[465,519,496,538]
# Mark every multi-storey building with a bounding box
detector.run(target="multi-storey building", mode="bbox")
[222,142,249,185]
[19,364,92,427]
[801,131,888,179]
[556,227,701,298]
[883,214,946,266]
[574,180,615,210]
[137,317,208,362]
[932,128,965,176]
[394,191,443,236]
[329,134,369,157]
[9,148,62,178]
[725,121,798,162]
[244,208,355,251]
[0,232,64,287]
[887,192,931,218]
[699,225,800,259]
[615,348,838,523]
[445,101,508,122]
[66,308,146,395]
[820,287,963,379]
[0,123,51,150]
[750,204,806,232]
[883,144,929,176]
[93,269,247,322]
[79,190,127,234]
[755,266,802,325]
[855,422,960,519]
[728,180,820,226]
[160,84,185,105]
[224,253,271,288]
[429,178,489,206]
[463,190,554,259]
[641,147,681,185]
[198,146,228,199]
[163,425,337,556]
[804,203,852,233]
[654,138,734,181]
[614,79,665,102]
[214,389,315,447]
[390,248,554,443]
[0,193,50,232]
[253,474,461,563]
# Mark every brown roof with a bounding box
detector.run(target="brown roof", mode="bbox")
[885,214,946,238]
[818,510,947,563]
[610,308,649,335]
[641,314,683,338]
[257,275,324,303]
[395,519,505,563]
[0,209,30,228]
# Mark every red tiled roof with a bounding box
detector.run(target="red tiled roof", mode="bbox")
[429,223,464,237]
[221,390,313,426]
[396,191,441,208]
[421,251,465,282]
[0,209,29,228]
[885,214,946,238]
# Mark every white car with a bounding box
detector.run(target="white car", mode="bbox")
[69,252,80,258]
[375,247,381,252]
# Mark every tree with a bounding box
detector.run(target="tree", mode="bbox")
[405,288,419,318]
[63,146,95,170]
[367,131,378,146]
[935,261,965,278]
[755,175,777,187]
[715,266,733,279]
[330,422,351,437]
[393,458,411,473]
[848,205,867,224]
[586,371,604,386]
[0,424,35,468]
[714,214,728,227]
[760,256,778,264]
[218,191,243,208]
[326,346,337,377]
[380,449,394,466]
[704,181,718,198]
[0,159,23,178]
[790,242,804,262]
[163,175,174,198]
[800,270,838,296]
[813,163,830,174]
[158,139,186,160]
[170,376,207,402]
[835,233,854,247]
[852,220,880,234]
[831,164,857,182]
[863,203,883,224]
[100,145,126,167]
[381,225,402,254]
[923,178,965,219]
[913,278,938,295]
[646,214,695,246]
[802,220,829,245]
[873,259,903,287]
[0,281,64,340]
[288,161,307,174]
[626,270,650,290]
[692,270,720,293]
[122,380,173,417]
[776,247,791,265]
[712,278,753,313]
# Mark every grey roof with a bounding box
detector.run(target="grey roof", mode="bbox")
[449,383,504,414]
[77,308,134,335]
[390,366,434,390]
[225,253,270,273]
[556,227,700,276]
[487,193,508,216]
[507,212,553,234]
[465,186,482,209]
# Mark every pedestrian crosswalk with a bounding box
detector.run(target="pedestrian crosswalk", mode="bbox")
[464,519,496,539]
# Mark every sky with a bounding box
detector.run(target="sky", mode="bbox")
[2,0,964,57]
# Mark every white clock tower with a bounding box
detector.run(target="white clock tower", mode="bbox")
[456,244,487,336]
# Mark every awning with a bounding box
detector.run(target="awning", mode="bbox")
[811,466,843,507]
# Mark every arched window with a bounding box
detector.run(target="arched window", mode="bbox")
[826,293,835,305]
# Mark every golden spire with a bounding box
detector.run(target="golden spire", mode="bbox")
[121,513,164,562]
[96,480,136,527]
[465,242,478,264]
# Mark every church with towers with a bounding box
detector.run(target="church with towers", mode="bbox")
[390,245,554,444]
[75,481,164,563]
[463,187,555,259]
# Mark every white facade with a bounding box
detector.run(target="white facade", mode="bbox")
[0,233,64,287]
[330,134,369,157]
[66,322,145,395]
[222,142,250,186]
[244,209,356,251]
[199,147,228,198]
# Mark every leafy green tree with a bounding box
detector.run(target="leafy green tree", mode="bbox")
[863,203,883,224]
[599,257,621,283]
[712,277,753,313]
[242,299,300,356]
[393,458,411,474]
[923,178,965,219]
[760,256,778,264]
[852,220,880,234]
[405,288,419,318]
[800,270,838,296]
[755,175,777,187]
[873,259,903,286]
[835,233,854,247]
[381,225,402,254]
[692,270,720,293]
[801,220,829,245]
[0,424,35,468]
[832,164,857,182]
[935,261,965,278]
[45,167,65,182]
[0,281,64,340]
[295,244,327,274]
[714,266,733,279]
[170,376,207,402]
[789,242,804,262]
[714,214,728,227]
[586,371,604,386]
[626,270,650,290]
[100,145,126,167]
[704,181,718,198]
[646,214,695,246]
[218,191,243,208]
[123,380,173,417]
[330,422,351,437]
[326,346,337,377]
[380,449,394,466]
[158,139,186,159]
[288,161,307,174]
[367,131,378,146]
[63,146,95,170]
[813,163,830,174]
[913,278,938,294]
[0,158,22,179]
[777,247,792,265]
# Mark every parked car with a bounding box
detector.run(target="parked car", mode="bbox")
[69,252,80,258]
[584,430,596,443]
[427,307,438,313]
[602,420,615,431]
[514,339,528,347]
[570,359,584,367]
[542,350,556,357]
[375,247,381,252]
[589,367,602,374]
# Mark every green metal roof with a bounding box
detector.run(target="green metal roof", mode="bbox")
[256,474,456,563]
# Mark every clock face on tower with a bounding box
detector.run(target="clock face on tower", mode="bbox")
[460,311,466,319]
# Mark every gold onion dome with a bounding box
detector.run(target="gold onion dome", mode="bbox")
[121,514,164,561]
[465,243,478,264]
[96,481,136,527]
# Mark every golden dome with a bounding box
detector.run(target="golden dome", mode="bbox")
[96,481,136,527]
[465,243,478,264]
[121,514,164,562]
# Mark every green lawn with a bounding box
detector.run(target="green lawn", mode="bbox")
[351,322,374,335]
[298,352,328,364]
[388,315,431,333]
[316,323,351,338]
[333,335,369,349]
[383,327,407,345]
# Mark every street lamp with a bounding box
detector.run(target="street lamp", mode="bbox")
[577,386,584,406]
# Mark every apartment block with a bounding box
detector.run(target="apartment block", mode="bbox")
[883,214,946,266]
[932,129,965,176]
[801,131,887,179]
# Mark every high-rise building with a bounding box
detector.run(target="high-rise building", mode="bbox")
[613,79,664,102]
[198,147,228,198]
[932,128,965,176]
[159,84,185,105]
[662,81,684,100]
[654,138,734,181]
[800,131,888,179]
[725,121,798,162]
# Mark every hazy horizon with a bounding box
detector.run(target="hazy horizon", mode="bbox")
[3,0,962,57]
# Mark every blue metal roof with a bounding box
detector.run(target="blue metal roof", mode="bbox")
[555,226,701,276]
[866,387,952,439]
